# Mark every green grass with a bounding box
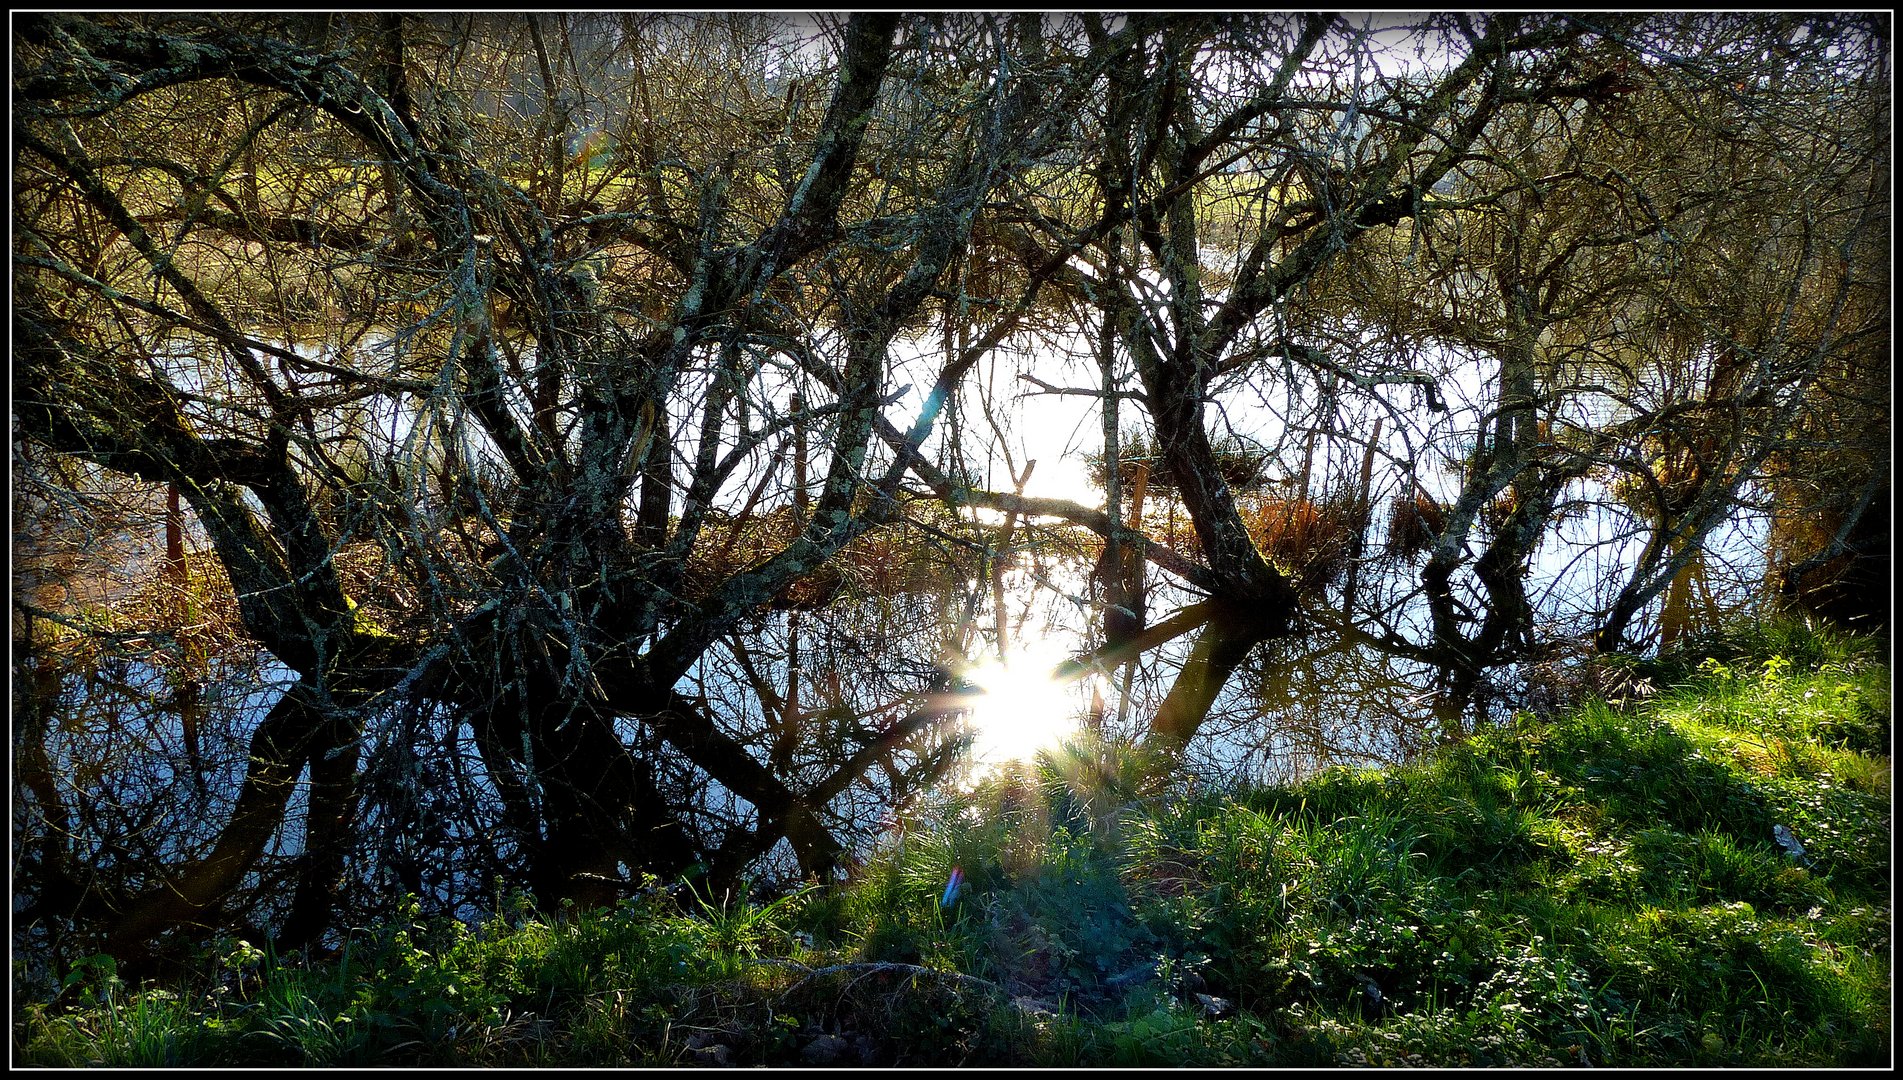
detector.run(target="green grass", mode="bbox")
[13,620,1890,1066]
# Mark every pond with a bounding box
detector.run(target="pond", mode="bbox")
[15,476,1771,938]
[12,315,1783,947]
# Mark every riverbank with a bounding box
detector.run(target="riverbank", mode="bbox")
[15,620,1889,1067]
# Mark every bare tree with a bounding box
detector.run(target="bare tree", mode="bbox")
[965,14,1613,744]
[897,12,1887,742]
[14,11,1091,960]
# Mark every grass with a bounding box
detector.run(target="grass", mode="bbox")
[13,619,1890,1067]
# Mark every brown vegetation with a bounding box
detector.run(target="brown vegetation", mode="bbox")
[1222,494,1361,593]
[1383,492,1446,559]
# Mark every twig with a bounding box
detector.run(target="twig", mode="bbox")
[1015,371,1146,403]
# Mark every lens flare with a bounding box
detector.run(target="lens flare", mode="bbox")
[959,640,1083,770]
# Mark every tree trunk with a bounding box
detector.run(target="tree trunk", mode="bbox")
[1148,607,1262,749]
[273,723,363,952]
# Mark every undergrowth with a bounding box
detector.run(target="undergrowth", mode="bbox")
[14,620,1890,1066]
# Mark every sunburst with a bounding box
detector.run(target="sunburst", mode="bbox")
[958,639,1086,770]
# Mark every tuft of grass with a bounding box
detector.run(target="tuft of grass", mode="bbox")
[16,957,203,1068]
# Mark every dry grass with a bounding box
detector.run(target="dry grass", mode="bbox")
[1383,492,1446,558]
[1239,494,1360,591]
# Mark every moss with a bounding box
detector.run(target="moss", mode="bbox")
[343,594,402,642]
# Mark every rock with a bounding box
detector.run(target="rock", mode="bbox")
[1194,992,1234,1019]
[1011,995,1058,1018]
[800,1034,850,1066]
[683,1032,733,1067]
[1359,977,1390,1015]
[1773,823,1814,866]
[1104,960,1158,988]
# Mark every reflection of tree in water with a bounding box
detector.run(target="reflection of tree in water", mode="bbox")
[14,643,299,953]
[16,584,981,938]
[680,592,971,885]
[970,567,1460,790]
[1168,635,1447,787]
[1,456,1817,961]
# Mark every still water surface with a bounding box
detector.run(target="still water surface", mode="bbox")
[22,491,1768,926]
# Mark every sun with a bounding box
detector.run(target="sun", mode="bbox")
[958,640,1086,770]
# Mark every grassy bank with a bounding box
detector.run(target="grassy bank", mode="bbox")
[14,622,1890,1067]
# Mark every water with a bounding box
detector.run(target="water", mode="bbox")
[15,319,1781,935]
[14,478,1772,953]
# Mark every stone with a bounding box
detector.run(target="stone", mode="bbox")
[800,1034,850,1066]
